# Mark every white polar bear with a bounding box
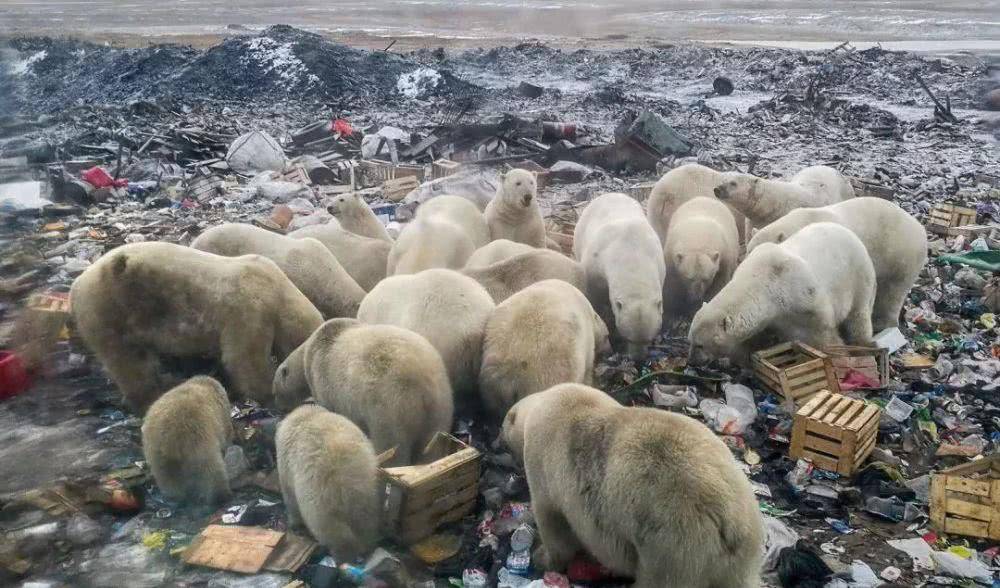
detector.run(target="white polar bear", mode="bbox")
[288,221,391,291]
[356,269,495,397]
[484,169,546,247]
[747,197,927,331]
[689,222,876,365]
[479,280,610,417]
[645,163,748,245]
[573,193,665,359]
[663,196,739,316]
[501,383,764,588]
[713,165,856,228]
[326,192,393,242]
[388,195,491,275]
[273,319,453,467]
[463,248,586,303]
[465,239,537,269]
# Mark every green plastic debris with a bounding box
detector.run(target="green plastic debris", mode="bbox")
[936,250,1000,272]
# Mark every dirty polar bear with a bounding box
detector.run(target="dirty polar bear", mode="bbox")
[501,384,764,588]
[191,223,364,318]
[479,280,610,417]
[388,195,490,275]
[326,192,393,242]
[689,222,876,365]
[663,197,739,315]
[141,376,233,505]
[272,318,453,467]
[357,269,495,396]
[714,165,856,227]
[484,169,546,247]
[465,239,536,269]
[70,242,323,413]
[288,220,391,291]
[463,248,587,303]
[276,405,380,561]
[746,197,928,331]
[573,193,665,359]
[645,163,748,244]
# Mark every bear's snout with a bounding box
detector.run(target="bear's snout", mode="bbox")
[521,194,533,207]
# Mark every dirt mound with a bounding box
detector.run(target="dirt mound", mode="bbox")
[1,26,478,113]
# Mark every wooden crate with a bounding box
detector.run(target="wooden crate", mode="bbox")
[380,433,481,544]
[927,223,995,239]
[790,390,880,476]
[752,342,840,410]
[362,160,425,183]
[849,177,894,200]
[381,176,420,202]
[930,456,1000,540]
[824,345,888,389]
[432,159,461,179]
[927,202,977,234]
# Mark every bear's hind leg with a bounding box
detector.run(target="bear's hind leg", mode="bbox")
[532,503,582,572]
[100,346,172,414]
[871,282,907,332]
[840,304,875,346]
[221,324,276,403]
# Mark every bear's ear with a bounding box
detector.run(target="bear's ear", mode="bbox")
[506,408,517,427]
[721,316,733,332]
[775,232,785,243]
[710,251,720,263]
[675,252,684,264]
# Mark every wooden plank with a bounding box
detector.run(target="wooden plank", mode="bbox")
[930,475,947,530]
[822,396,854,424]
[939,457,997,477]
[845,405,880,432]
[402,467,480,514]
[852,431,877,468]
[802,434,843,457]
[790,380,831,400]
[944,517,990,538]
[800,449,839,472]
[798,391,831,417]
[809,396,837,421]
[945,499,994,521]
[786,369,828,388]
[834,401,866,428]
[805,419,844,441]
[946,477,992,497]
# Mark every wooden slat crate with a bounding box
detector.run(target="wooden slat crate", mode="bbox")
[362,160,425,183]
[382,176,420,202]
[380,433,481,544]
[849,177,894,200]
[432,159,461,179]
[927,223,995,239]
[281,165,312,186]
[926,202,977,236]
[752,342,840,410]
[789,390,881,476]
[824,345,889,389]
[930,456,1000,540]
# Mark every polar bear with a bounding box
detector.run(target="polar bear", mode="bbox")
[645,163,748,245]
[480,280,610,417]
[71,242,323,414]
[326,192,392,242]
[465,239,537,269]
[501,383,764,588]
[141,376,233,505]
[573,193,665,359]
[714,165,856,227]
[273,318,453,466]
[484,169,546,247]
[191,223,364,318]
[689,222,876,366]
[747,197,927,331]
[388,195,491,275]
[663,197,739,316]
[276,405,379,561]
[288,222,390,291]
[463,249,587,303]
[357,269,495,396]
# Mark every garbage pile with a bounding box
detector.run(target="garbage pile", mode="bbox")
[1,26,999,588]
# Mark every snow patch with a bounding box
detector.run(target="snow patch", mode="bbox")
[242,37,319,87]
[10,50,47,76]
[397,67,441,98]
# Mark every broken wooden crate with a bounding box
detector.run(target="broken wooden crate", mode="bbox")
[381,176,420,202]
[824,345,889,389]
[930,456,1000,540]
[380,433,481,543]
[789,390,881,477]
[752,342,840,409]
[926,202,978,236]
[361,160,425,183]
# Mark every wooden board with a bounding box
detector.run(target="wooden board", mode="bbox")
[182,525,283,574]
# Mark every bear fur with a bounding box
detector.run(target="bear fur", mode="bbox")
[663,197,740,316]
[71,242,323,413]
[501,383,764,588]
[484,169,546,247]
[273,319,454,467]
[573,193,665,359]
[480,280,610,417]
[463,248,587,303]
[191,223,364,318]
[713,165,856,227]
[326,192,392,242]
[645,163,748,245]
[357,269,495,396]
[288,221,390,291]
[747,197,927,331]
[141,376,233,505]
[689,222,876,365]
[465,239,537,269]
[276,405,379,561]
[388,195,490,275]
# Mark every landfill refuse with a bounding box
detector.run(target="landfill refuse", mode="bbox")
[226,131,287,174]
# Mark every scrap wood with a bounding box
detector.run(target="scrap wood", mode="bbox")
[182,524,317,574]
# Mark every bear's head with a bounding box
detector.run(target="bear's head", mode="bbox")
[326,193,361,217]
[714,173,760,206]
[272,345,310,412]
[612,292,663,360]
[674,250,720,304]
[687,308,736,367]
[500,169,537,209]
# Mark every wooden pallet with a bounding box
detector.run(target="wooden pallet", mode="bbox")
[930,456,1000,540]
[380,433,481,544]
[362,160,425,183]
[432,159,461,179]
[752,342,840,410]
[824,345,888,389]
[927,202,976,233]
[789,391,880,477]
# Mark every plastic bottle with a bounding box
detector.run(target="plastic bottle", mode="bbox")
[506,524,534,574]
